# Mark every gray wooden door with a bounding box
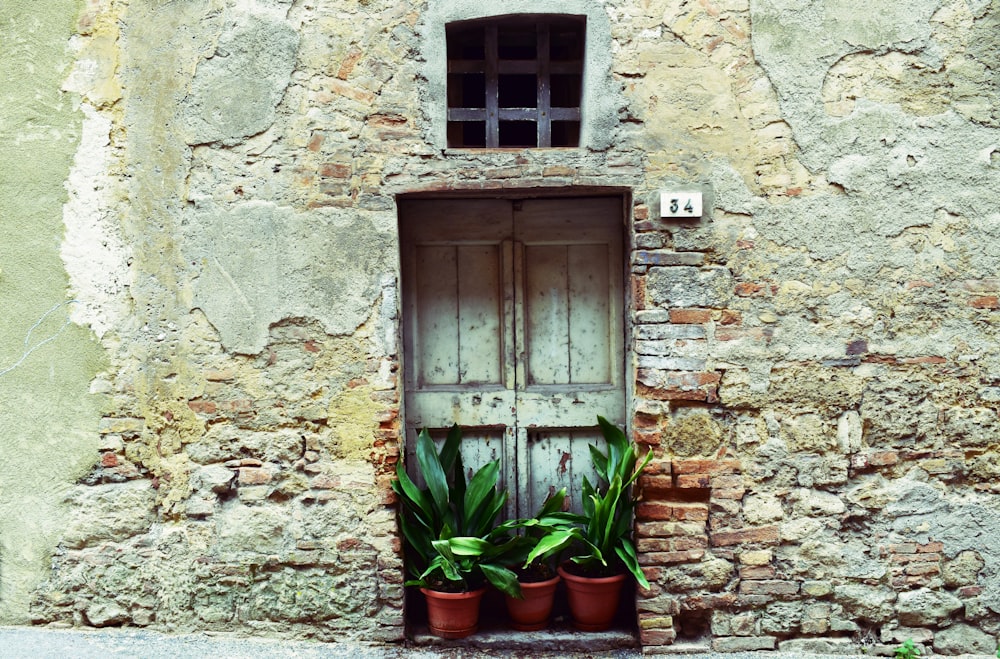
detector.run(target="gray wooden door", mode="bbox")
[399,197,625,516]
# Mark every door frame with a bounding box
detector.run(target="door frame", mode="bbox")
[394,188,635,518]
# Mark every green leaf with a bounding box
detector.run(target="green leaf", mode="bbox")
[625,446,654,488]
[416,428,449,519]
[393,461,434,524]
[538,487,567,517]
[464,460,501,528]
[524,528,580,565]
[588,444,609,482]
[446,536,492,556]
[480,562,521,599]
[439,424,462,474]
[615,539,649,589]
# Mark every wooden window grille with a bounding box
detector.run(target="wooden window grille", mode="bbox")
[446,15,585,148]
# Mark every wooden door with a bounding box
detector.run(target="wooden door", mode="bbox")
[399,197,624,516]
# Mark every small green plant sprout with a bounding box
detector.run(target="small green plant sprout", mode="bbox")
[894,639,921,659]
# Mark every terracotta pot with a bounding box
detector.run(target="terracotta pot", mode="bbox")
[503,575,560,631]
[557,565,627,631]
[420,587,486,638]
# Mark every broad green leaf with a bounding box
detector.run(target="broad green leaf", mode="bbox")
[588,444,609,482]
[416,428,449,519]
[524,528,580,565]
[625,447,654,488]
[538,487,567,517]
[471,489,507,537]
[481,563,521,599]
[615,539,649,589]
[447,536,492,556]
[464,460,500,527]
[439,424,462,474]
[393,461,434,524]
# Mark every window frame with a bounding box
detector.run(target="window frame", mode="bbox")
[445,15,585,148]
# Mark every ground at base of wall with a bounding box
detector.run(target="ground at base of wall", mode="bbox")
[5,625,1000,659]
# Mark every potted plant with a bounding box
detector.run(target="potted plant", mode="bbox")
[391,425,520,638]
[496,488,584,630]
[534,415,653,631]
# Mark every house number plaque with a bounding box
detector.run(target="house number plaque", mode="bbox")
[659,191,703,218]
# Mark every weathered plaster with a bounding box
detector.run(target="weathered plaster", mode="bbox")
[0,0,107,623]
[182,202,397,354]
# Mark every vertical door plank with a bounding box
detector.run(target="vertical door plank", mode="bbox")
[526,429,605,515]
[457,244,502,385]
[568,243,611,384]
[415,245,459,386]
[524,244,570,385]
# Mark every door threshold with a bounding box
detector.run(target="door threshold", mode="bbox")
[409,618,638,652]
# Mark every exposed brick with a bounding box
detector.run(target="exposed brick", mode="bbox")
[100,451,119,468]
[719,309,742,325]
[633,204,649,221]
[740,565,777,580]
[638,613,674,630]
[640,629,677,646]
[711,525,780,547]
[671,503,710,521]
[188,399,217,415]
[638,549,705,565]
[336,45,363,79]
[918,541,944,553]
[637,502,674,521]
[637,521,708,538]
[641,566,664,584]
[637,538,675,552]
[674,536,709,550]
[682,593,737,610]
[905,563,941,577]
[326,78,376,104]
[734,282,764,296]
[676,474,711,488]
[673,459,741,476]
[638,474,674,493]
[632,275,647,310]
[889,543,918,554]
[970,295,999,309]
[669,308,713,324]
[890,553,940,564]
[738,580,799,596]
[542,165,575,177]
[238,467,272,485]
[716,327,771,342]
[900,355,947,364]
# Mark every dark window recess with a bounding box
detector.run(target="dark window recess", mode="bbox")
[446,15,585,148]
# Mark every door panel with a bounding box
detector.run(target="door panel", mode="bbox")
[522,429,608,516]
[399,196,624,518]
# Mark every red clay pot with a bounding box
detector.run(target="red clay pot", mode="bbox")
[557,565,626,631]
[503,575,560,631]
[420,587,486,638]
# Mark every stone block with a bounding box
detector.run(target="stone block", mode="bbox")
[647,266,734,308]
[712,636,776,652]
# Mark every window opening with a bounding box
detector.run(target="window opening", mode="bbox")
[446,15,585,148]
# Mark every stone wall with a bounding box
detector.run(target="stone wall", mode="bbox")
[5,0,1000,653]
